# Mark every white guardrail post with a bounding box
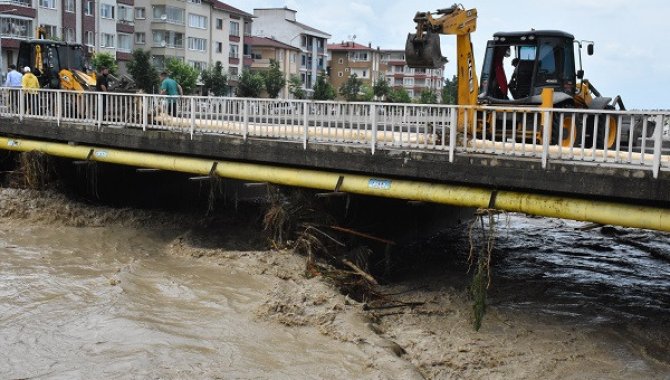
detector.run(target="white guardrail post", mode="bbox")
[303,101,309,149]
[18,89,24,121]
[370,103,377,154]
[190,97,196,139]
[56,90,62,126]
[449,107,457,163]
[652,115,663,179]
[541,110,551,169]
[142,95,148,132]
[243,99,249,140]
[97,92,102,129]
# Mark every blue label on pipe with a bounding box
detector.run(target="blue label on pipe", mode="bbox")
[368,178,392,190]
[7,140,18,147]
[94,151,108,158]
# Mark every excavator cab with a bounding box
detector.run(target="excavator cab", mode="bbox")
[478,31,577,105]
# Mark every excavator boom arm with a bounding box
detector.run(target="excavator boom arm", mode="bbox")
[406,4,479,106]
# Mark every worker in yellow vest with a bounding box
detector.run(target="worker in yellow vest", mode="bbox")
[21,66,39,115]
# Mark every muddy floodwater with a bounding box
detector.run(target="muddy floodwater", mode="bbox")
[1,188,669,379]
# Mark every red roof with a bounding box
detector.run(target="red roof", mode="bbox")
[210,1,254,18]
[246,36,300,51]
[327,41,373,51]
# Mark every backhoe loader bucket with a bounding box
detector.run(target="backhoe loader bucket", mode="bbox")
[405,31,444,69]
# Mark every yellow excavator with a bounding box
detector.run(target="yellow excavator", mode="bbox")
[406,4,625,148]
[16,27,134,92]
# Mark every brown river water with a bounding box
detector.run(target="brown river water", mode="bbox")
[1,188,669,379]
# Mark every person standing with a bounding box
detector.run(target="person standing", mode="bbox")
[159,71,183,117]
[95,66,109,120]
[21,66,39,115]
[4,64,23,113]
[4,64,22,87]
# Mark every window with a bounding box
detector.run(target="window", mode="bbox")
[350,52,368,61]
[243,22,251,36]
[229,66,238,78]
[152,30,184,48]
[118,33,131,52]
[65,0,74,12]
[100,4,114,19]
[118,5,133,23]
[85,31,94,46]
[187,37,206,51]
[229,21,239,36]
[215,42,222,53]
[135,32,145,44]
[101,33,115,48]
[187,0,201,3]
[85,1,93,15]
[188,14,207,29]
[189,60,206,71]
[135,7,145,19]
[42,24,57,39]
[338,58,343,64]
[153,5,185,25]
[65,28,75,43]
[38,0,55,9]
[403,77,413,86]
[338,72,343,77]
[229,44,238,58]
[152,55,165,69]
[290,52,296,63]
[0,18,33,39]
[215,18,222,30]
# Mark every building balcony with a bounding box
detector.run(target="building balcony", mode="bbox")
[252,58,272,69]
[0,0,32,8]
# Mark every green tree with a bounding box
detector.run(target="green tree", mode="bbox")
[387,87,412,103]
[127,49,159,93]
[90,52,118,75]
[262,60,286,98]
[442,75,458,104]
[339,74,363,101]
[165,58,199,95]
[288,74,306,99]
[200,61,228,96]
[312,73,336,100]
[420,89,438,104]
[372,76,390,100]
[359,84,375,102]
[237,70,264,98]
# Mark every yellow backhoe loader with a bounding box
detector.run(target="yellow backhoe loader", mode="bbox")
[406,4,629,148]
[16,27,134,92]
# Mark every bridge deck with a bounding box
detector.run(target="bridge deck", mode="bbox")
[0,88,668,205]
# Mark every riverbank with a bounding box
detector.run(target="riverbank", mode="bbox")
[1,188,668,379]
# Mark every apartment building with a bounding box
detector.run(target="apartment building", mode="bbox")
[327,41,385,98]
[132,0,252,93]
[382,49,445,100]
[250,7,329,93]
[247,35,299,98]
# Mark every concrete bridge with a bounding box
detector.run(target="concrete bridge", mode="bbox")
[0,88,669,231]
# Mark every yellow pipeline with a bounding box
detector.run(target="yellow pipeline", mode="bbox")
[1,136,669,232]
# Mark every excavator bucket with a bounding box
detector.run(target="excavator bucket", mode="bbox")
[405,31,444,69]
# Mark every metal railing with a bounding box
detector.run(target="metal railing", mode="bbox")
[0,88,668,178]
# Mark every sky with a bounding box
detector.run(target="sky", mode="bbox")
[225,0,670,109]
